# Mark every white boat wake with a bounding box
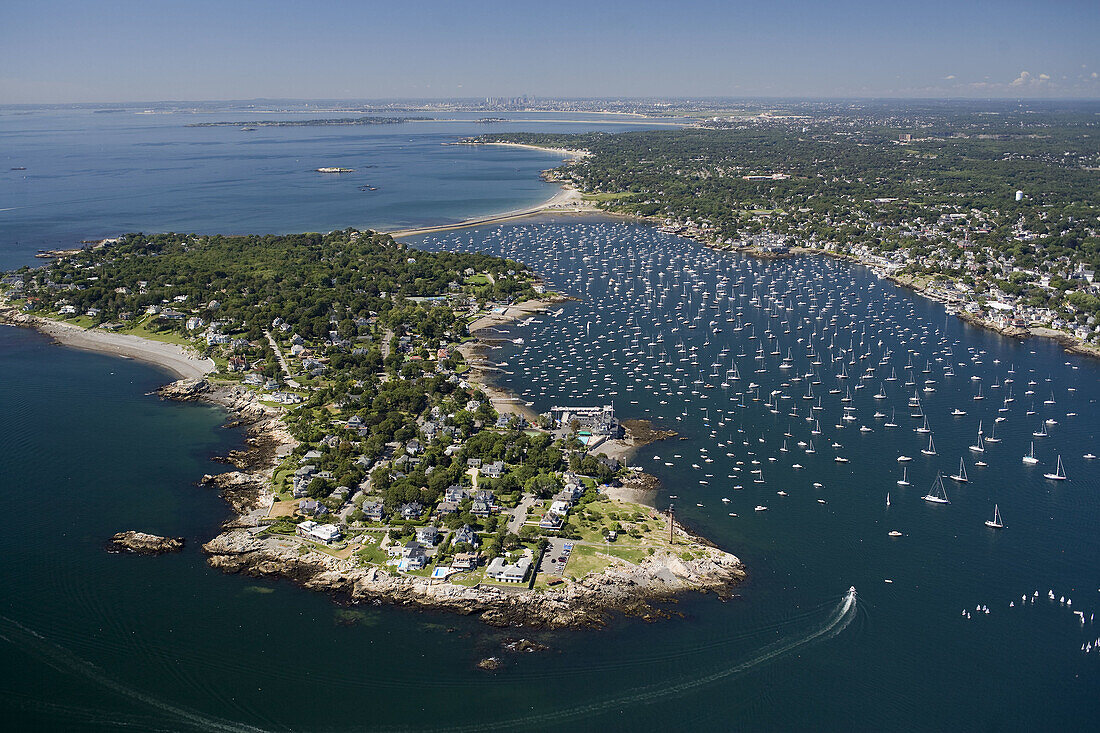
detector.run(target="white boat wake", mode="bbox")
[427,587,859,733]
[2,588,858,732]
[0,614,268,733]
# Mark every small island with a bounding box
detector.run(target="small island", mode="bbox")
[0,229,743,628]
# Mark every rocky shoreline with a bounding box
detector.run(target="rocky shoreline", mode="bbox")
[201,523,744,629]
[152,377,745,629]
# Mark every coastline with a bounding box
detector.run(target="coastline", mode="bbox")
[0,304,215,380]
[654,225,1100,361]
[188,294,741,629]
[387,143,599,240]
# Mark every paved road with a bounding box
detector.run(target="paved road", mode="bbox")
[264,330,299,388]
[508,493,537,534]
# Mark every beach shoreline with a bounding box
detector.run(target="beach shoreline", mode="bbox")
[0,304,215,380]
[387,143,598,240]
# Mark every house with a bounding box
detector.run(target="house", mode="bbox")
[444,485,467,503]
[549,500,571,516]
[296,520,342,544]
[551,491,576,506]
[415,526,440,545]
[550,404,620,436]
[486,556,532,583]
[539,512,565,530]
[397,541,428,570]
[435,501,460,516]
[482,461,504,479]
[452,552,478,570]
[452,524,480,547]
[399,502,424,520]
[298,499,327,516]
[362,502,384,522]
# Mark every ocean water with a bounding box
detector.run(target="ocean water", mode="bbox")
[0,108,660,270]
[1,113,1098,731]
[414,218,1100,729]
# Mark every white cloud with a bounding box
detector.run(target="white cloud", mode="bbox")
[944,74,956,80]
[1010,70,1031,87]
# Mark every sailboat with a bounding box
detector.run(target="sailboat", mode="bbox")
[922,473,950,504]
[1032,422,1048,438]
[969,424,985,453]
[1043,455,1067,481]
[886,493,891,507]
[897,467,909,486]
[984,504,1004,529]
[921,434,937,456]
[984,421,1000,443]
[884,408,898,428]
[949,457,969,483]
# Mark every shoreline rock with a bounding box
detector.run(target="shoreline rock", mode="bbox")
[201,525,744,629]
[106,531,185,555]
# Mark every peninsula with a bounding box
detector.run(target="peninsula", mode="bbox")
[0,229,743,628]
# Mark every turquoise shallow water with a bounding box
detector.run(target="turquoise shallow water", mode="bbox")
[1,113,1098,731]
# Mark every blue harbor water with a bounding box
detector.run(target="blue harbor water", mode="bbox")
[1,112,1098,730]
[0,108,662,270]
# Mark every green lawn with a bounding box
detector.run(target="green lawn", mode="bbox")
[118,320,196,347]
[583,191,638,202]
[563,543,649,579]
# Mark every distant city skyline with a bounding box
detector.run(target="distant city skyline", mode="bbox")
[2,0,1098,104]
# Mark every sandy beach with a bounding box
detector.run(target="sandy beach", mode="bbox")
[457,298,561,424]
[387,144,597,240]
[0,306,214,380]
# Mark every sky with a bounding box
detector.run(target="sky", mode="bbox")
[1,0,1098,104]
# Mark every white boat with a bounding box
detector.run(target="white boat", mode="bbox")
[1043,455,1067,481]
[755,505,768,512]
[920,434,937,456]
[1083,453,1096,460]
[886,492,891,506]
[888,530,903,537]
[897,467,909,486]
[922,473,950,503]
[984,504,1004,529]
[949,457,968,483]
[1022,442,1039,465]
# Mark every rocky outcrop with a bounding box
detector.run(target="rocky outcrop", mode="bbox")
[202,527,744,630]
[107,531,185,555]
[160,379,295,517]
[156,378,212,401]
